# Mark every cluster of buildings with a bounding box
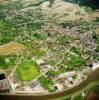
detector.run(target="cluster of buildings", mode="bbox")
[0,61,99,94]
[0,71,10,93]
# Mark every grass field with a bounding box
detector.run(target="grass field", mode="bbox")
[16,59,40,82]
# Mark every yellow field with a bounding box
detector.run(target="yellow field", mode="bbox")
[0,42,24,56]
[0,0,8,3]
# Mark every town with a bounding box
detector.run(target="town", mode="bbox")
[0,0,99,99]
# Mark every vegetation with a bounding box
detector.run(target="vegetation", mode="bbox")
[95,46,99,52]
[0,55,16,69]
[26,44,46,58]
[16,60,40,82]
[60,20,99,33]
[57,35,72,45]
[67,56,85,70]
[0,18,17,44]
[74,94,83,100]
[45,59,57,66]
[84,6,93,13]
[56,67,67,75]
[92,32,99,44]
[70,46,83,55]
[38,75,54,92]
[90,85,99,94]
[0,1,23,10]
[64,52,85,70]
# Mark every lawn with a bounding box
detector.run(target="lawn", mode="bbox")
[16,59,40,82]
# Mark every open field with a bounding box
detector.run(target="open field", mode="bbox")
[16,60,40,82]
[0,42,24,56]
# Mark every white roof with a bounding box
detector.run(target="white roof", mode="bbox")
[92,63,99,70]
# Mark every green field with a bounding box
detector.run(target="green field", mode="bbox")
[16,59,40,82]
[0,55,16,69]
[38,75,54,92]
